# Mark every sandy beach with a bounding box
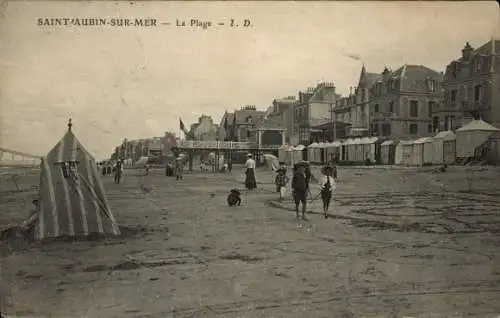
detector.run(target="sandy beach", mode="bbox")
[1,166,500,317]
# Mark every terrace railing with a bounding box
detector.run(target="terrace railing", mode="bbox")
[177,140,281,150]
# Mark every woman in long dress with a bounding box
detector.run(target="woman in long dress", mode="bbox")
[244,153,257,190]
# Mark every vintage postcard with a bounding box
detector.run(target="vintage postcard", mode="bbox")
[1,1,500,317]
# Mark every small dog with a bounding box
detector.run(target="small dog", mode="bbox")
[227,189,242,206]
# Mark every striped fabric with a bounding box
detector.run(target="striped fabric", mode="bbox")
[34,129,121,240]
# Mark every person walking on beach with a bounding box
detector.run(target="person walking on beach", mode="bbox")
[319,165,336,218]
[302,161,316,199]
[114,159,123,184]
[291,163,308,221]
[244,153,257,190]
[174,157,183,180]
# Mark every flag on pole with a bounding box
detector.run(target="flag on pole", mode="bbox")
[179,118,185,132]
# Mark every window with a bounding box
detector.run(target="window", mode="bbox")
[410,101,419,117]
[444,116,455,131]
[433,116,439,132]
[382,123,391,136]
[475,58,482,73]
[428,79,436,92]
[388,101,394,113]
[474,85,483,102]
[428,124,433,133]
[374,104,380,112]
[409,124,418,134]
[371,123,379,136]
[427,101,435,117]
[451,90,457,103]
[463,85,468,101]
[299,129,309,142]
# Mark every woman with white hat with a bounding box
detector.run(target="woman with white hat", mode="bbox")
[244,153,257,190]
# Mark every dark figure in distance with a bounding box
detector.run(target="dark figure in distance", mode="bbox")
[114,160,122,184]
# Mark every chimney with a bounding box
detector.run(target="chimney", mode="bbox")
[462,42,473,61]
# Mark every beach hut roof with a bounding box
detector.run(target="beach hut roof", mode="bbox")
[456,119,500,132]
[381,140,395,146]
[316,142,326,148]
[308,142,319,148]
[360,137,378,144]
[342,139,353,145]
[434,130,456,140]
[413,137,433,144]
[279,144,289,150]
[294,144,306,151]
[352,138,362,145]
[399,139,414,145]
[331,141,342,147]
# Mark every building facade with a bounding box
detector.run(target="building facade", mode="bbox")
[189,114,218,141]
[113,133,177,162]
[162,131,177,154]
[218,105,266,142]
[332,93,355,138]
[265,96,295,142]
[292,83,339,145]
[368,64,443,139]
[435,40,500,130]
[348,65,382,137]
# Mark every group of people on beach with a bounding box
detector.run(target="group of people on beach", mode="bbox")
[99,160,123,184]
[242,151,338,220]
[274,160,337,220]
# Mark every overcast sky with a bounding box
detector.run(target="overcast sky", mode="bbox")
[0,1,498,160]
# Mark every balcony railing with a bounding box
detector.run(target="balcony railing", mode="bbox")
[176,140,281,150]
[371,112,395,120]
[459,100,489,112]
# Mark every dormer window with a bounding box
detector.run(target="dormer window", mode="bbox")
[246,116,252,124]
[475,57,482,73]
[427,79,436,92]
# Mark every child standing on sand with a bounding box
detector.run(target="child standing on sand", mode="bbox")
[319,165,336,219]
[275,167,289,200]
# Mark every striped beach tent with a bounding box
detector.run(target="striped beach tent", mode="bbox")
[34,119,121,240]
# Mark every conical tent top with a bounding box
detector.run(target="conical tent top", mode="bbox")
[68,118,73,131]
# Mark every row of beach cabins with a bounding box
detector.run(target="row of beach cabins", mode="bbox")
[277,119,500,166]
